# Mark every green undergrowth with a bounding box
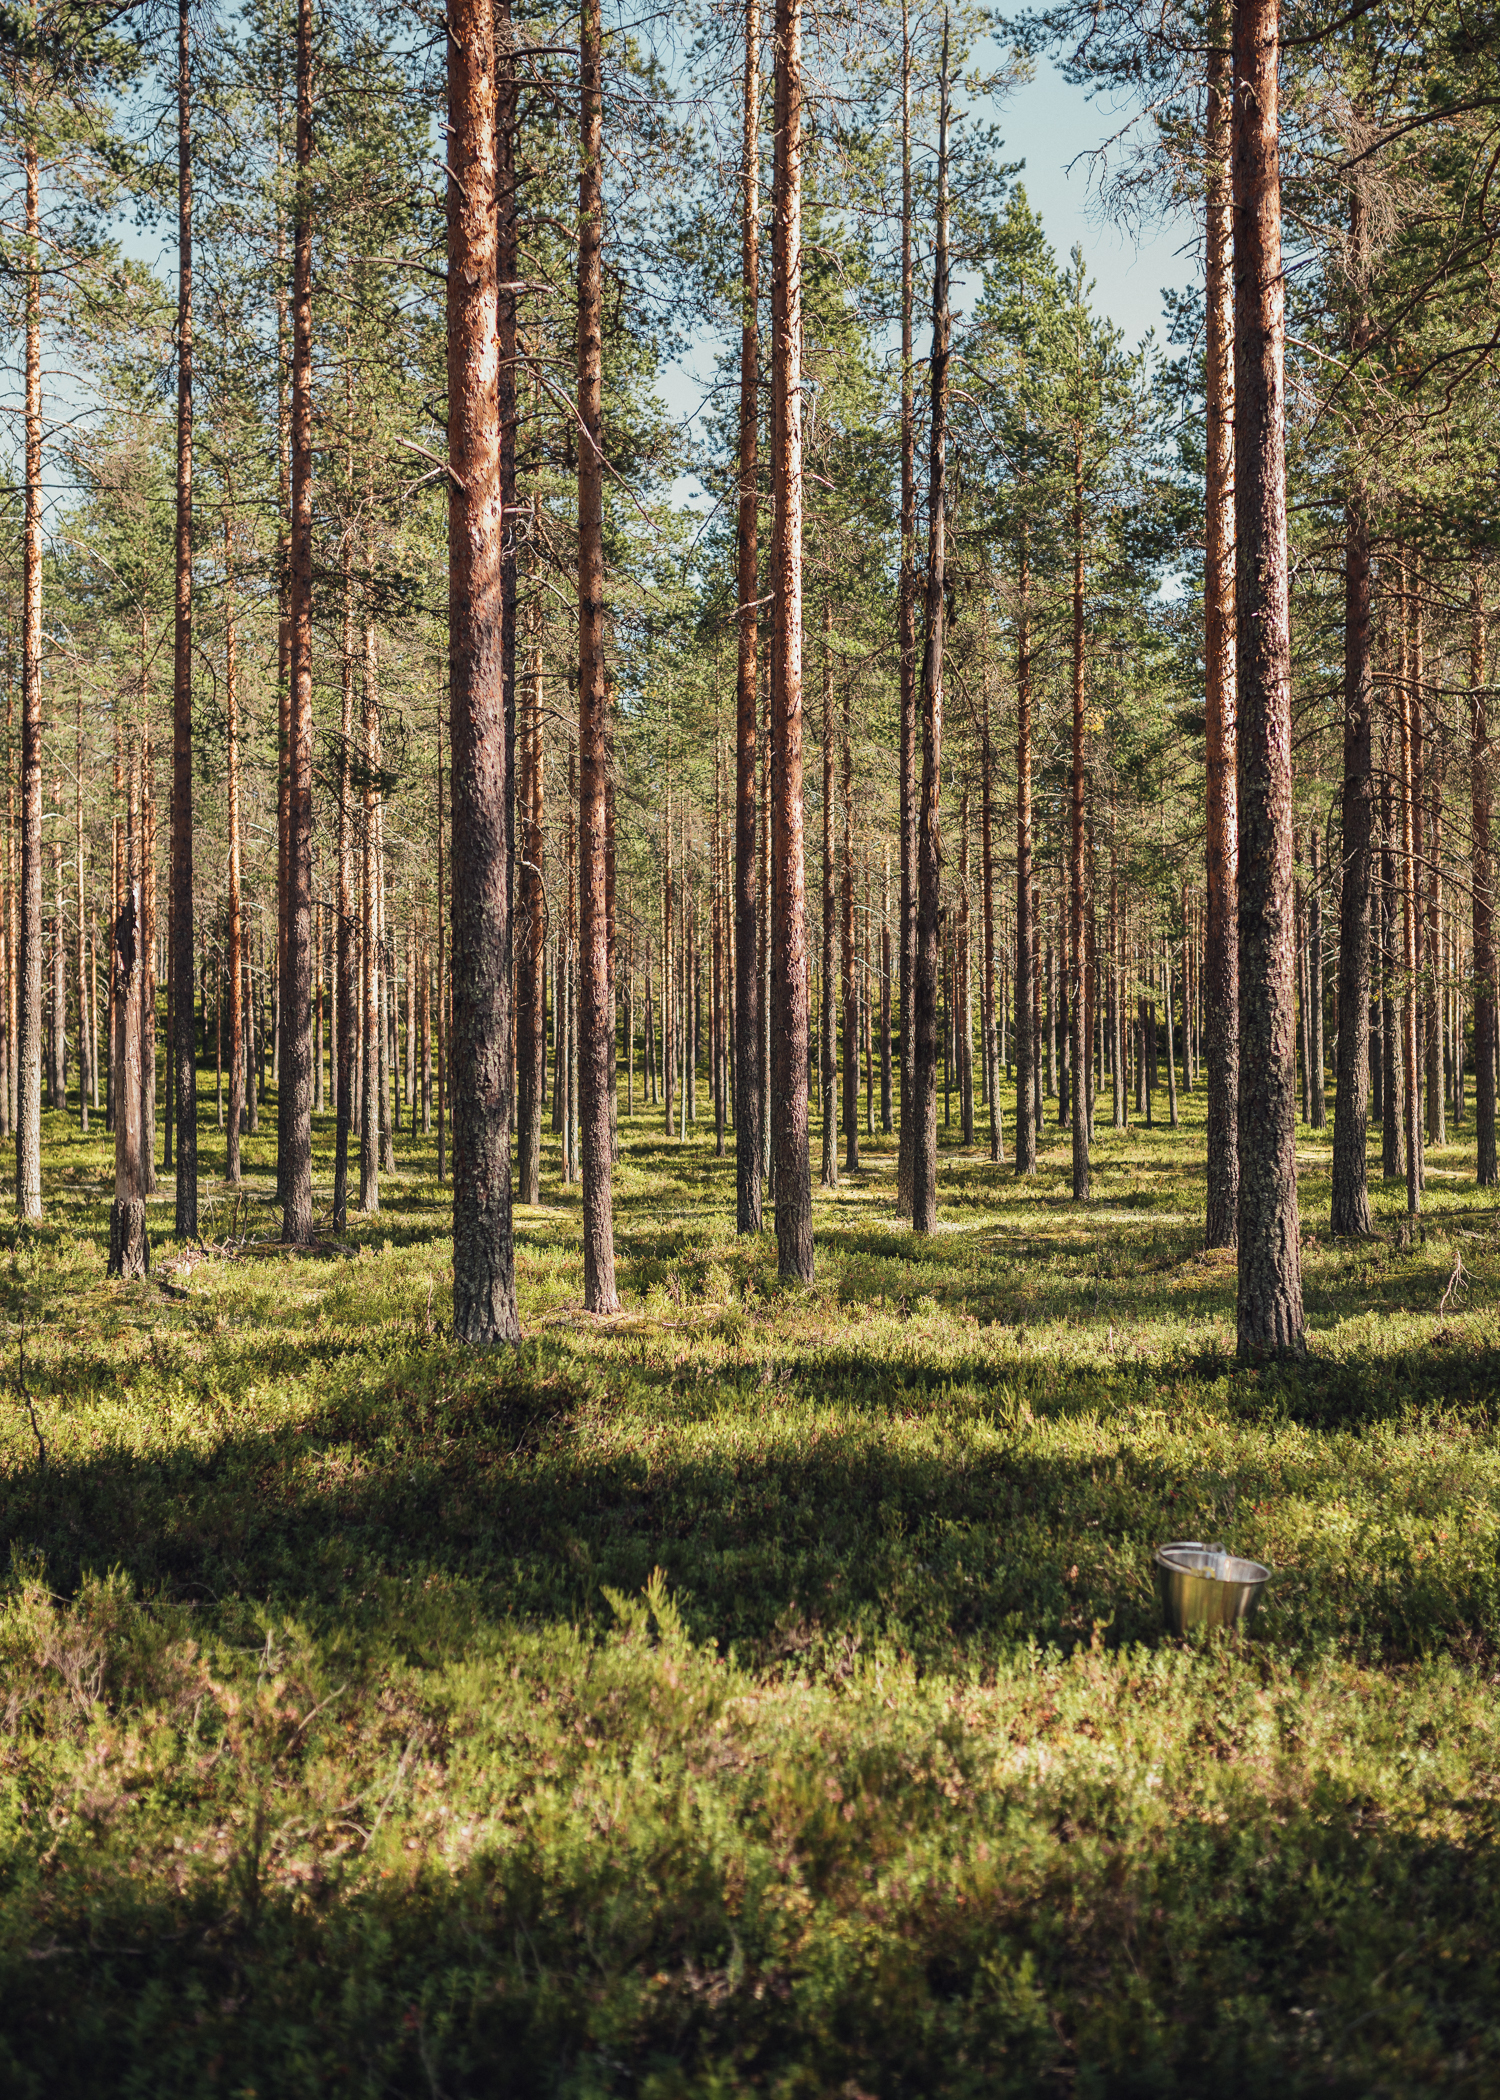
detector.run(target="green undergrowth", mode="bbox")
[3,1079,1500,2095]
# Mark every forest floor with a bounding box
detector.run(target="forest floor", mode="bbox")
[3,1073,1500,2096]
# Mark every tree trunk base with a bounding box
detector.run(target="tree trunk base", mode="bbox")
[107,1199,150,1279]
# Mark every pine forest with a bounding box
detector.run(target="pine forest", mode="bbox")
[3,0,1500,2089]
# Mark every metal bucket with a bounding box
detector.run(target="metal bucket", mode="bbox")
[1154,1540,1271,1635]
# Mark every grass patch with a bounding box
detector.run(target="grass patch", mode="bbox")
[3,1080,1500,2094]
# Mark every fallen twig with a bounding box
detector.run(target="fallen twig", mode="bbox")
[1439,1250,1472,1316]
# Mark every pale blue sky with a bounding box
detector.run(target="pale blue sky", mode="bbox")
[662,52,1194,506]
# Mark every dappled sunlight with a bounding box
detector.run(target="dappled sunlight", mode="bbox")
[3,1088,1500,2090]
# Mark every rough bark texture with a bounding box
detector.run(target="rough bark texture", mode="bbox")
[1473,562,1495,1186]
[281,0,315,1243]
[1399,574,1422,1216]
[1420,576,1444,1151]
[770,0,812,1282]
[1331,491,1373,1233]
[1069,422,1089,1202]
[140,721,156,1192]
[172,0,197,1238]
[517,613,545,1204]
[1014,539,1035,1176]
[1380,726,1401,1180]
[911,43,949,1237]
[49,819,63,1113]
[880,844,893,1131]
[842,655,858,1173]
[734,0,762,1234]
[448,0,519,1342]
[378,861,395,1173]
[17,138,43,1222]
[225,511,244,1185]
[1308,821,1325,1128]
[332,568,354,1228]
[497,0,522,1161]
[1232,0,1304,1356]
[980,651,1001,1162]
[958,794,973,1144]
[75,698,87,1130]
[895,0,917,1218]
[820,607,837,1189]
[360,624,380,1215]
[1204,21,1238,1250]
[577,0,619,1312]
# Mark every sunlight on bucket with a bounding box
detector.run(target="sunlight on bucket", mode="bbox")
[1154,1541,1271,1635]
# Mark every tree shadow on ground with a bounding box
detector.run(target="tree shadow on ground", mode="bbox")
[7,1329,1498,1669]
[7,1789,1496,2100]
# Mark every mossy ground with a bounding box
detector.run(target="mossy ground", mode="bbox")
[3,1069,1499,2096]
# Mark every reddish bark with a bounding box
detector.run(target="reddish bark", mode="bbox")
[17,137,42,1221]
[820,602,837,1189]
[1014,535,1035,1175]
[225,508,245,1185]
[770,0,812,1281]
[577,0,618,1310]
[1232,0,1303,1352]
[448,0,519,1339]
[842,648,858,1172]
[895,0,917,1218]
[735,0,762,1233]
[1472,562,1495,1185]
[1069,418,1088,1201]
[171,0,197,1236]
[1330,489,1373,1232]
[281,0,314,1241]
[911,41,950,1235]
[1204,17,1238,1249]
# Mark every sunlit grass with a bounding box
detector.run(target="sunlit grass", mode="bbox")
[2,1064,1499,2094]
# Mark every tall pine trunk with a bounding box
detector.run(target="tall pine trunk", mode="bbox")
[577,0,619,1310]
[76,693,87,1130]
[842,651,858,1171]
[1308,821,1324,1127]
[498,0,522,1166]
[734,0,762,1233]
[1203,15,1238,1248]
[980,643,1001,1161]
[281,0,315,1241]
[1232,0,1303,1354]
[820,604,837,1188]
[895,0,918,1217]
[880,842,892,1131]
[448,0,519,1341]
[331,541,355,1226]
[17,137,43,1222]
[225,507,244,1184]
[959,791,973,1144]
[1069,416,1088,1201]
[770,0,812,1281]
[1328,169,1373,1228]
[360,623,381,1214]
[1398,567,1422,1215]
[171,0,197,1236]
[1471,562,1494,1184]
[1380,722,1401,1180]
[1331,489,1373,1230]
[517,606,545,1203]
[1014,534,1036,1174]
[911,37,949,1235]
